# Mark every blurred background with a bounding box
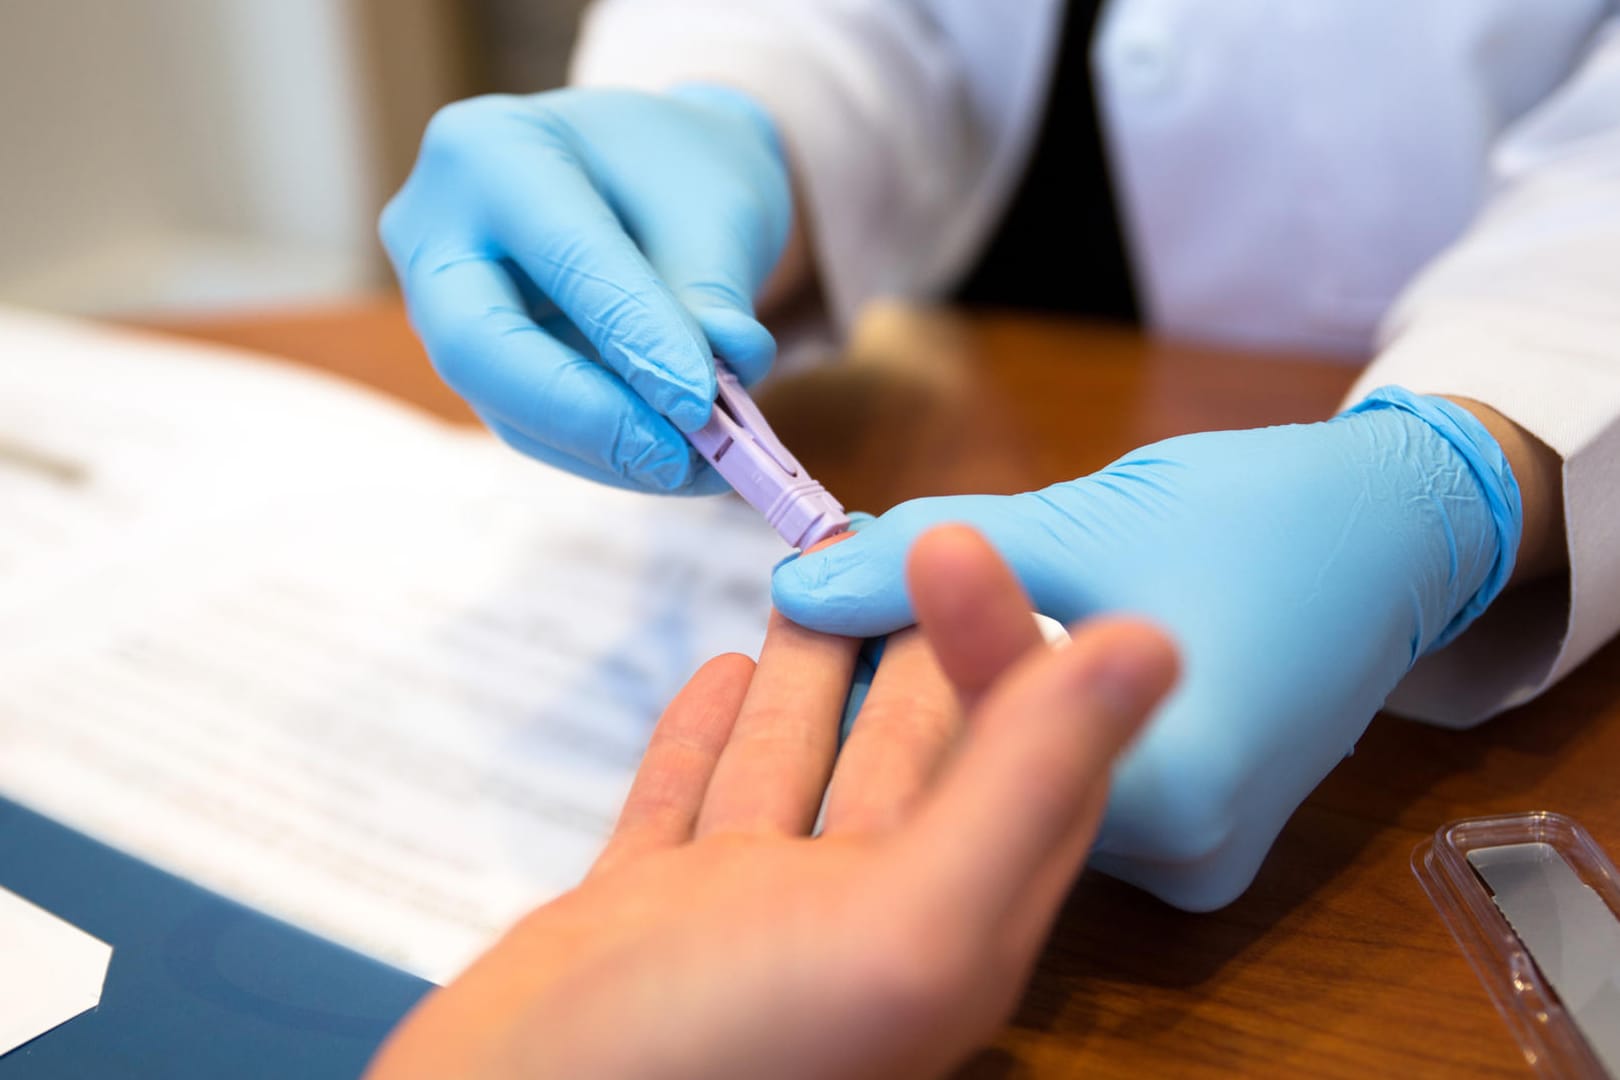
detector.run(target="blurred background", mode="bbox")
[0,0,589,318]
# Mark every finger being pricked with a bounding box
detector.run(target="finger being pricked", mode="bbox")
[695,533,862,838]
[694,609,860,837]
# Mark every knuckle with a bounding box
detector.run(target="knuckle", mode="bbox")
[421,96,490,147]
[376,193,409,258]
[419,94,525,168]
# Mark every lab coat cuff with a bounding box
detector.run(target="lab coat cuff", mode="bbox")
[1342,314,1620,728]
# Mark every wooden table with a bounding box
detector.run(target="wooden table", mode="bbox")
[143,299,1620,1079]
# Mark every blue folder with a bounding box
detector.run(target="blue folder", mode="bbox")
[0,797,433,1078]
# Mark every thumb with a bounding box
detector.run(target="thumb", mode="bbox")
[770,505,933,636]
[771,493,1086,636]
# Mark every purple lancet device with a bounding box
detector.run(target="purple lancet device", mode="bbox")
[685,363,850,549]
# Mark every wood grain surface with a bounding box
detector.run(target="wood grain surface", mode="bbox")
[138,299,1619,1079]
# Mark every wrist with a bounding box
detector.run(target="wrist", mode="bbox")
[1442,396,1566,588]
[1343,387,1524,654]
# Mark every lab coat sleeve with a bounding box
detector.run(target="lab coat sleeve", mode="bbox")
[568,0,1060,334]
[1344,19,1620,727]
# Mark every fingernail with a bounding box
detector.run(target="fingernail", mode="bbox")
[803,530,853,555]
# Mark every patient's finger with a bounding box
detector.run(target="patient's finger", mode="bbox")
[907,525,1046,713]
[823,524,1044,837]
[592,652,754,876]
[819,628,960,835]
[907,617,1176,934]
[696,607,860,837]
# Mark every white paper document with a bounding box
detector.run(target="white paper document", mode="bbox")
[0,886,111,1056]
[0,308,786,982]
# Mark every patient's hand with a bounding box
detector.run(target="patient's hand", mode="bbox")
[366,525,1176,1080]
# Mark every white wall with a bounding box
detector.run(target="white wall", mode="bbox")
[0,0,383,316]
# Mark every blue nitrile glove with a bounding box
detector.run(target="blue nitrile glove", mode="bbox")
[380,86,792,492]
[775,388,1523,910]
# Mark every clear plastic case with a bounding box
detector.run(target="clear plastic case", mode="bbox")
[1413,811,1620,1079]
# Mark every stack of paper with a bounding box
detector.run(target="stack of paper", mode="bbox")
[0,309,786,983]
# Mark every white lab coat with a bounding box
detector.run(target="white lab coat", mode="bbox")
[571,0,1620,727]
